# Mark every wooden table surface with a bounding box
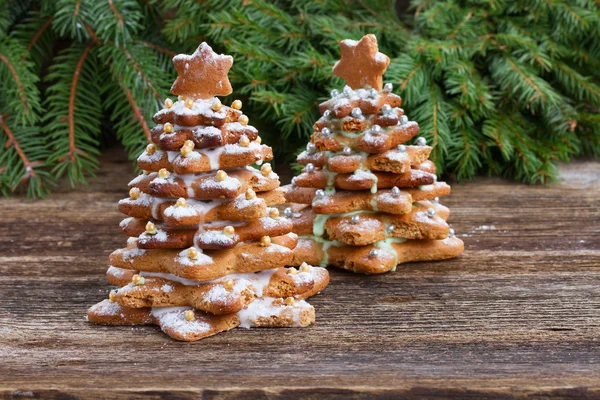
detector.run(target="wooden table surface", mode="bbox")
[1,149,599,399]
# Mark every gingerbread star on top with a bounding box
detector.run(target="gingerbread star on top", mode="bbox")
[170,42,234,100]
[332,34,390,91]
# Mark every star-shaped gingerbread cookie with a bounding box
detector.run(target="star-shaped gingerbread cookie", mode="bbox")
[170,42,234,100]
[332,34,390,90]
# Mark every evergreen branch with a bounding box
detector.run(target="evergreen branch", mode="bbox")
[68,44,94,162]
[0,39,41,125]
[124,86,152,142]
[44,44,102,186]
[137,39,177,57]
[0,52,29,115]
[25,16,54,55]
[0,114,39,179]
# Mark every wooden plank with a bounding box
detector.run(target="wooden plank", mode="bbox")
[1,149,599,398]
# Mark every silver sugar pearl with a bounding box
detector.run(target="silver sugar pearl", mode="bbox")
[284,207,293,218]
[305,163,315,173]
[330,89,339,97]
[433,197,439,204]
[397,144,406,153]
[381,104,392,115]
[416,137,427,146]
[383,83,393,92]
[400,115,408,125]
[371,124,381,135]
[307,143,316,154]
[321,127,331,136]
[315,189,325,198]
[351,107,363,118]
[386,225,395,234]
[323,110,332,119]
[449,228,455,237]
[368,249,380,258]
[343,85,354,97]
[427,208,436,217]
[391,186,400,196]
[351,215,360,224]
[343,146,352,156]
[368,88,378,98]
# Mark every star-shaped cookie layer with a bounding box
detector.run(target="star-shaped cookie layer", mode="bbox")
[332,34,390,90]
[170,43,233,100]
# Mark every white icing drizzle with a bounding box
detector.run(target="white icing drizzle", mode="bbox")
[236,297,313,329]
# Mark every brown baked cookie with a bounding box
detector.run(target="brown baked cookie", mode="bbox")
[87,297,315,342]
[108,265,329,315]
[291,235,464,274]
[332,34,390,91]
[311,121,419,153]
[118,191,268,226]
[297,145,432,175]
[284,182,451,211]
[141,166,279,200]
[293,168,435,190]
[109,233,298,281]
[290,202,450,245]
[150,122,258,151]
[136,142,273,175]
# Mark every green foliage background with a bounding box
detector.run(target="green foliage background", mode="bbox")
[0,0,599,197]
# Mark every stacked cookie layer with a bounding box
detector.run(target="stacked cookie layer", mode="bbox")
[284,35,464,274]
[87,43,329,341]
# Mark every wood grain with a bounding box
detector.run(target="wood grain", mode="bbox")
[1,149,599,399]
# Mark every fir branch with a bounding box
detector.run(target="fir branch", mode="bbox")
[25,15,54,55]
[44,44,102,186]
[0,114,52,197]
[0,38,41,125]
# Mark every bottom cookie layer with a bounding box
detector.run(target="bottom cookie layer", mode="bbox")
[87,297,315,342]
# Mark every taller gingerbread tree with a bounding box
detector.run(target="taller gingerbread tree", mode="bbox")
[87,43,329,341]
[285,35,464,274]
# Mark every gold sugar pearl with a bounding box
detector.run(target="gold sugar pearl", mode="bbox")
[224,280,234,291]
[109,291,117,302]
[142,170,150,175]
[255,136,262,144]
[183,140,194,148]
[245,189,256,200]
[145,221,156,233]
[231,100,242,110]
[185,99,194,109]
[223,225,235,236]
[158,168,169,178]
[187,247,198,259]
[176,197,187,207]
[132,274,145,285]
[239,135,250,147]
[284,297,295,306]
[163,122,173,133]
[300,262,311,272]
[185,310,195,321]
[146,143,156,155]
[180,146,192,157]
[287,267,298,275]
[260,163,272,176]
[127,238,138,249]
[215,170,228,181]
[211,99,222,111]
[260,236,271,247]
[129,187,140,200]
[239,115,249,125]
[269,208,280,218]
[164,98,173,108]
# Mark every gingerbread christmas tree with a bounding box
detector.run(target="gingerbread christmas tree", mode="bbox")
[87,43,329,341]
[285,35,464,273]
